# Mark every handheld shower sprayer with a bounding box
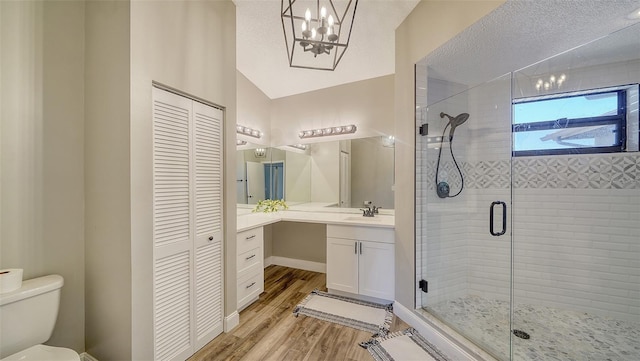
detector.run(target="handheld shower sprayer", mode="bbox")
[435,112,469,198]
[440,112,469,141]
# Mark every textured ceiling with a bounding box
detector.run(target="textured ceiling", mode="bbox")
[235,0,420,99]
[423,0,640,87]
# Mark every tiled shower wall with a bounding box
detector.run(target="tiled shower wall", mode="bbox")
[416,62,640,322]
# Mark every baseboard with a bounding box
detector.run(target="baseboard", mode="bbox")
[393,301,495,361]
[269,256,326,273]
[224,311,240,332]
[264,256,273,268]
[80,352,99,361]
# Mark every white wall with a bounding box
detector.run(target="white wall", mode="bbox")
[271,75,394,147]
[85,1,238,360]
[84,1,131,359]
[129,1,236,360]
[1,0,86,352]
[237,71,271,146]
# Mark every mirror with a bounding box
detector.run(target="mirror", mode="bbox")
[236,136,395,210]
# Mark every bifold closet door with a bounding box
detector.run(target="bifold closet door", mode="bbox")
[152,87,224,361]
[192,100,224,350]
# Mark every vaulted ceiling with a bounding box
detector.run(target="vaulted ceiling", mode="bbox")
[235,0,640,100]
[235,0,420,99]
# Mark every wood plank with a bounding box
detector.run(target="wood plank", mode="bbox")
[189,265,409,361]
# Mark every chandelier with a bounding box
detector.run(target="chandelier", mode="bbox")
[281,0,358,71]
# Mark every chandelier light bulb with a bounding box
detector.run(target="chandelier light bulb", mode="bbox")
[305,8,311,22]
[302,21,307,32]
[550,75,556,84]
[311,28,316,39]
[328,14,334,26]
[320,6,327,19]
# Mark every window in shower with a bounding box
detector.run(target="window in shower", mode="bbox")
[512,87,628,156]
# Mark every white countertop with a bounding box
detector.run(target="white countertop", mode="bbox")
[237,209,395,232]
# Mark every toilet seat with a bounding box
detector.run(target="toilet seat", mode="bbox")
[1,344,80,361]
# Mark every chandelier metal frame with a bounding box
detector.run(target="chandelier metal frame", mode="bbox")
[281,0,358,71]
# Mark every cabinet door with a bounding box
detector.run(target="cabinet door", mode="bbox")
[152,88,194,361]
[192,101,224,349]
[358,241,395,300]
[326,237,359,294]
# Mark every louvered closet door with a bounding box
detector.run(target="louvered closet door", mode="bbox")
[152,88,224,361]
[192,100,224,349]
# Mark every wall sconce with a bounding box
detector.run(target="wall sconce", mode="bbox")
[237,124,262,139]
[298,124,357,139]
[254,148,267,158]
[236,139,247,146]
[288,144,308,151]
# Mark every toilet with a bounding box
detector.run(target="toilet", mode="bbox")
[0,274,80,361]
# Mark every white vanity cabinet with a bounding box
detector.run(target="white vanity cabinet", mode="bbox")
[326,224,394,301]
[237,226,264,310]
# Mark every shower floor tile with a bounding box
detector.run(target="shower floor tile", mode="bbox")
[423,295,639,361]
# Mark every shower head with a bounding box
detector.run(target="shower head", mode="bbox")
[440,112,469,140]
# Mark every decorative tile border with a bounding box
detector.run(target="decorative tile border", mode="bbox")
[421,154,639,190]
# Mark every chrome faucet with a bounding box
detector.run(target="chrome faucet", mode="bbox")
[372,205,381,214]
[360,206,375,217]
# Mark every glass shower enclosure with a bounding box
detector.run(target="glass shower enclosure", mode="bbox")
[415,23,639,361]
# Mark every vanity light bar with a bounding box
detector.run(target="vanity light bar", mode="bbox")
[237,124,262,139]
[288,144,308,150]
[298,124,357,139]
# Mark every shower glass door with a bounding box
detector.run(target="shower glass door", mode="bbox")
[416,71,513,360]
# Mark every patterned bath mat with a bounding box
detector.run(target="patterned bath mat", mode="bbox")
[293,289,393,335]
[360,328,450,361]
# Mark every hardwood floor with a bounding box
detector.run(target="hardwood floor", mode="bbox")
[189,265,409,361]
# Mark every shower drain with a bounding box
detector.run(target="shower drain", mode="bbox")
[513,329,531,340]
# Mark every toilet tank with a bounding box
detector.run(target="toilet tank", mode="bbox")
[0,274,64,359]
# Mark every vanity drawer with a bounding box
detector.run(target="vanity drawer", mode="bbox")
[237,246,262,274]
[237,227,263,254]
[237,269,264,309]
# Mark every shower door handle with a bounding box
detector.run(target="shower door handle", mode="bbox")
[490,201,506,236]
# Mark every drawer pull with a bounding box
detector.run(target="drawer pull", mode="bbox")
[246,282,256,289]
[245,254,256,261]
[245,234,256,240]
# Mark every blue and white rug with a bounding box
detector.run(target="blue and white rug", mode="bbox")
[293,289,393,335]
[361,328,450,361]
